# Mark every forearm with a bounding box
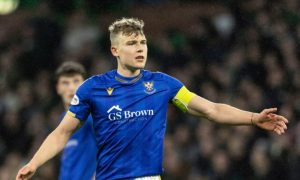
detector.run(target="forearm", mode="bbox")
[29,128,71,169]
[209,103,256,125]
[187,96,256,125]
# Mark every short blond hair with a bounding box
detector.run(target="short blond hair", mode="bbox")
[108,17,144,45]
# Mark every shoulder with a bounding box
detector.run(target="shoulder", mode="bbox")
[81,71,113,87]
[142,70,174,81]
[79,76,97,90]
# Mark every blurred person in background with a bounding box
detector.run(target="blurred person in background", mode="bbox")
[55,61,97,180]
[16,17,288,180]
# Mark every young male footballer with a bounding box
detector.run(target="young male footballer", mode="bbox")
[54,61,97,180]
[17,18,288,180]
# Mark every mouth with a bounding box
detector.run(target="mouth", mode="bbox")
[135,56,144,60]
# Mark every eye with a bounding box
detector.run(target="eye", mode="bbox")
[62,81,69,86]
[141,40,147,45]
[74,79,80,84]
[127,41,136,45]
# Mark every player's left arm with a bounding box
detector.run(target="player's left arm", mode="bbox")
[172,86,288,135]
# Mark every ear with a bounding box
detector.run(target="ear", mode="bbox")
[111,46,118,57]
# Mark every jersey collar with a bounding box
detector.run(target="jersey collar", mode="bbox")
[113,70,143,84]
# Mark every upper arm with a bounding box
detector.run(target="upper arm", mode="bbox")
[55,112,82,135]
[187,94,217,119]
[161,73,216,118]
[171,85,217,119]
[172,86,196,112]
[68,79,92,121]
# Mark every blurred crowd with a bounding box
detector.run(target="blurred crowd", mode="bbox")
[1,0,300,179]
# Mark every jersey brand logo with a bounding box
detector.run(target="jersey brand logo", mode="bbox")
[143,81,156,94]
[106,87,114,95]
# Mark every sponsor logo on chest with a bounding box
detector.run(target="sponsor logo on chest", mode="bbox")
[107,105,154,121]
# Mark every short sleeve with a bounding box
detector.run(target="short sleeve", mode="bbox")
[160,72,184,100]
[68,79,92,121]
[159,72,196,113]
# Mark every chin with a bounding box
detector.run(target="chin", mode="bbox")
[136,66,145,70]
[127,63,146,71]
[136,63,146,68]
[66,98,73,104]
[131,65,145,69]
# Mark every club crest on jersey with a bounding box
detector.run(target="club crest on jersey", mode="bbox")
[106,87,114,95]
[143,81,156,94]
[71,95,79,105]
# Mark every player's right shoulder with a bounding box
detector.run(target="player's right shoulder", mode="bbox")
[82,73,107,86]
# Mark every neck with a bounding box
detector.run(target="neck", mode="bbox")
[117,66,141,77]
[64,104,69,111]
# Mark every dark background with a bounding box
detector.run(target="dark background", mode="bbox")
[0,0,300,179]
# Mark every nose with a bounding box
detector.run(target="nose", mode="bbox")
[137,45,144,52]
[69,83,77,93]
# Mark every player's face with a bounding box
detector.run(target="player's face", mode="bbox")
[112,33,148,72]
[56,74,84,106]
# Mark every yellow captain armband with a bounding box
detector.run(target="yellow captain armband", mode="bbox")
[67,111,76,117]
[172,86,196,113]
[67,111,84,122]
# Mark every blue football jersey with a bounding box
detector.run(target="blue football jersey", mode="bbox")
[59,114,97,180]
[69,70,183,180]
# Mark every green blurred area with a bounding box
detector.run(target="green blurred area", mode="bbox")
[18,0,129,16]
[19,0,40,9]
